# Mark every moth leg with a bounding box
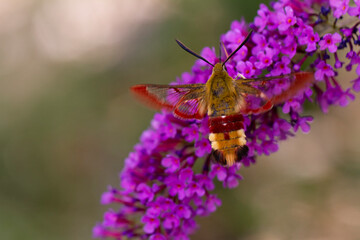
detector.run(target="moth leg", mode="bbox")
[234,73,247,80]
[236,83,262,95]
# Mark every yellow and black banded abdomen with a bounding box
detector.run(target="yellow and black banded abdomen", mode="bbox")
[209,130,246,150]
[208,114,249,166]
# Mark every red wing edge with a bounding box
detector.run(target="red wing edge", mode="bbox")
[131,85,173,111]
[270,72,314,105]
[130,84,206,120]
[238,72,314,115]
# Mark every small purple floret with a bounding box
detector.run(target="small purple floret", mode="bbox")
[141,215,160,234]
[319,33,342,53]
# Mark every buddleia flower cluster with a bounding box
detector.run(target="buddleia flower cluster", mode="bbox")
[94,0,360,239]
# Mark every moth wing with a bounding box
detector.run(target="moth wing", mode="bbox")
[234,72,314,115]
[131,84,207,120]
[269,72,314,105]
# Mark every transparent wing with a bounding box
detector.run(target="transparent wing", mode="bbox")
[131,84,207,120]
[234,72,314,115]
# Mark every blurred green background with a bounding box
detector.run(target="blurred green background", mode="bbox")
[1,0,360,239]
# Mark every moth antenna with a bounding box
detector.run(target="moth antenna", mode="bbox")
[221,41,230,60]
[175,39,215,67]
[222,29,253,67]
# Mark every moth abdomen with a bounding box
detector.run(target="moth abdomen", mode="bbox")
[208,114,248,166]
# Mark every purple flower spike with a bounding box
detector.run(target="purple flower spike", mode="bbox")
[95,0,360,238]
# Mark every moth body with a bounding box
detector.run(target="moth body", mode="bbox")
[130,32,314,167]
[205,63,249,166]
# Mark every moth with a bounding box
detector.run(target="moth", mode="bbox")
[131,30,314,166]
